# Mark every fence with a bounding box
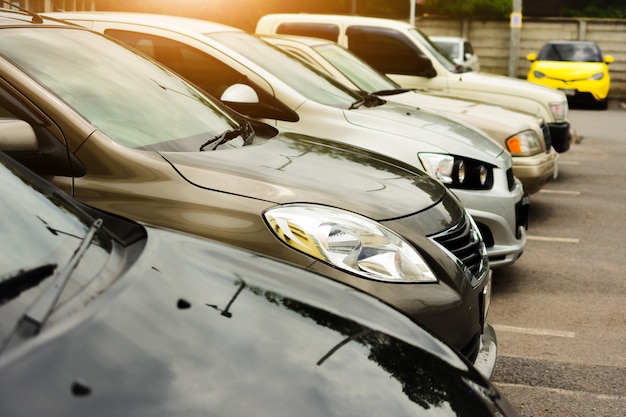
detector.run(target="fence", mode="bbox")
[417,16,626,100]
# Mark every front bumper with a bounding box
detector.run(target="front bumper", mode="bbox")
[513,148,559,194]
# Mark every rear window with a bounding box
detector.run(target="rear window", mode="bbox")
[277,22,339,42]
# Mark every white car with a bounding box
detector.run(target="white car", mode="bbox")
[262,34,558,196]
[430,36,480,72]
[256,13,572,154]
[49,12,527,268]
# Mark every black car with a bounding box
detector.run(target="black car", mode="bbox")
[0,151,519,416]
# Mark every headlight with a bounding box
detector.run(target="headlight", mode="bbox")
[589,72,604,80]
[263,204,438,283]
[505,130,542,156]
[533,70,546,78]
[549,100,568,122]
[419,153,493,189]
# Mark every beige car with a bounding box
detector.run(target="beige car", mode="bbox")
[262,34,558,195]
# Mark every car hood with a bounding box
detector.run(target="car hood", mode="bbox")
[161,130,448,221]
[343,101,505,163]
[0,227,486,417]
[534,61,606,80]
[456,71,566,102]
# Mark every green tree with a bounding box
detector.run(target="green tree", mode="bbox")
[422,0,512,19]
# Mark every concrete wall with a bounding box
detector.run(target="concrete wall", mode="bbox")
[417,17,626,100]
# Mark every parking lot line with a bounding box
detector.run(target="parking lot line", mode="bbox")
[526,236,580,243]
[493,325,575,338]
[539,189,581,195]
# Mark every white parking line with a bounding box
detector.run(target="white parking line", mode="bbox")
[494,382,621,400]
[557,160,581,165]
[539,189,581,195]
[527,236,580,243]
[493,325,575,338]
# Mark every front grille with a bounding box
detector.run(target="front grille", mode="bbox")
[541,123,552,151]
[506,167,516,191]
[429,214,487,280]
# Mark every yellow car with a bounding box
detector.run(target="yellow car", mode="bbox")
[527,40,613,109]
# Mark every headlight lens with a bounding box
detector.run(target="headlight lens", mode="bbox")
[505,130,542,156]
[533,70,546,78]
[419,153,493,189]
[589,72,604,80]
[549,100,568,122]
[264,204,438,283]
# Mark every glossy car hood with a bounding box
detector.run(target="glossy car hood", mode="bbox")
[534,61,606,80]
[0,228,489,417]
[343,102,504,163]
[162,131,447,220]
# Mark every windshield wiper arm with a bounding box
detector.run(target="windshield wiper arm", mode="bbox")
[350,93,387,109]
[3,219,103,348]
[370,88,412,96]
[0,264,57,306]
[199,129,242,151]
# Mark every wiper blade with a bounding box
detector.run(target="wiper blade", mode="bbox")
[349,93,387,109]
[0,264,57,306]
[370,88,412,96]
[2,218,103,350]
[199,129,242,151]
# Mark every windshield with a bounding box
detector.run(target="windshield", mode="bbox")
[0,155,111,342]
[538,42,602,62]
[408,28,470,73]
[209,32,361,108]
[0,27,240,150]
[315,44,400,93]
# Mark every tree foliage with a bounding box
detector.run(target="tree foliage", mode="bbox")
[422,0,512,19]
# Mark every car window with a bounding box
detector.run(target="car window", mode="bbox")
[0,27,239,150]
[314,44,399,93]
[464,41,474,56]
[0,155,111,339]
[208,32,360,108]
[538,42,602,62]
[276,22,340,42]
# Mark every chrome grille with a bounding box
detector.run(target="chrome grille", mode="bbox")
[430,214,488,280]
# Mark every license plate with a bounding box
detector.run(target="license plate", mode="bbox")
[559,88,576,96]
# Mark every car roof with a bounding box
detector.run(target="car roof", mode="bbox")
[0,8,67,26]
[258,13,415,30]
[43,11,243,35]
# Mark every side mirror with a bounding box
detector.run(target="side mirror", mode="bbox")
[415,55,436,78]
[220,84,259,104]
[605,55,614,64]
[0,118,38,151]
[526,53,537,62]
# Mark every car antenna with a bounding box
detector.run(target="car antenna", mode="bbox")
[1,1,44,23]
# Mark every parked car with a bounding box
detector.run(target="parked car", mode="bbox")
[255,13,573,153]
[0,150,521,417]
[0,9,495,376]
[262,34,557,198]
[50,12,526,270]
[430,36,480,71]
[526,40,614,109]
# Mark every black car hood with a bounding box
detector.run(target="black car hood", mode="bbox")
[161,130,447,221]
[0,227,508,417]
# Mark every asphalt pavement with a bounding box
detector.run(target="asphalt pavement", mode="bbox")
[488,99,626,416]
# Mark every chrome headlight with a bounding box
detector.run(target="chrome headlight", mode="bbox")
[505,130,542,156]
[419,153,493,190]
[549,100,568,122]
[263,204,437,283]
[589,72,604,80]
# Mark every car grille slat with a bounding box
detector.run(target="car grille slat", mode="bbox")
[506,168,516,191]
[430,214,487,280]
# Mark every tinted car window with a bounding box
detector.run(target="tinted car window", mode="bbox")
[276,22,340,42]
[0,27,238,150]
[538,42,602,62]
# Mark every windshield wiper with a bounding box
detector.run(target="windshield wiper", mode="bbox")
[0,264,57,306]
[199,129,242,151]
[370,88,412,96]
[349,93,387,109]
[1,218,103,352]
